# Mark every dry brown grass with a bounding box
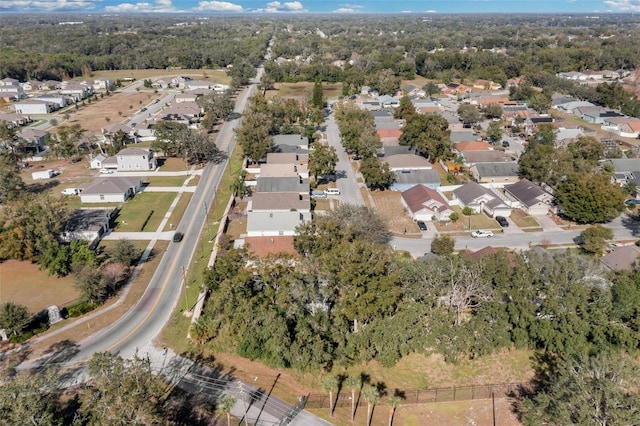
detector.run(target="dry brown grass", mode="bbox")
[0,260,81,313]
[369,190,422,236]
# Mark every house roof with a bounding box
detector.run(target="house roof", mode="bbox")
[81,176,141,196]
[453,182,497,205]
[272,134,309,147]
[250,192,310,211]
[402,184,450,213]
[382,153,431,169]
[259,163,301,178]
[601,245,640,271]
[456,141,492,152]
[117,147,152,157]
[64,209,110,234]
[377,128,402,139]
[505,178,551,207]
[256,177,309,193]
[462,151,514,163]
[450,132,478,143]
[393,169,441,185]
[608,159,640,173]
[266,152,306,164]
[473,162,519,178]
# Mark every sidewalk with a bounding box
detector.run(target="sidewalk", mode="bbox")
[531,213,563,232]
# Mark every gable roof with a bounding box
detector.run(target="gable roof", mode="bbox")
[377,128,402,139]
[505,178,551,207]
[256,177,309,193]
[393,169,441,185]
[382,153,431,169]
[474,162,519,178]
[250,192,310,211]
[117,147,152,157]
[402,185,450,213]
[456,141,492,152]
[81,176,141,196]
[244,236,297,258]
[272,134,309,147]
[453,182,497,205]
[462,151,514,164]
[601,245,640,271]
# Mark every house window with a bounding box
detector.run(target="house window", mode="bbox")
[100,194,105,200]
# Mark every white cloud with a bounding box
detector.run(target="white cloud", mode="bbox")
[194,1,243,12]
[424,9,437,13]
[333,7,355,12]
[604,0,640,11]
[259,1,306,12]
[104,0,177,12]
[0,0,99,11]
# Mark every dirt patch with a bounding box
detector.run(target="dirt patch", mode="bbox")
[0,259,81,313]
[58,90,157,135]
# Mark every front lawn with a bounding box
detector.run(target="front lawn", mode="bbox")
[114,192,176,231]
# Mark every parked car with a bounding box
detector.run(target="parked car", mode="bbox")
[625,199,640,205]
[100,169,113,174]
[417,220,428,231]
[495,216,509,227]
[310,190,326,199]
[471,230,494,238]
[324,188,340,196]
[502,140,510,147]
[172,232,184,243]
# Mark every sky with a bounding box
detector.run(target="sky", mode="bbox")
[1,0,640,14]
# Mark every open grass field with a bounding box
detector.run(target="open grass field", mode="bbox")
[143,176,190,187]
[0,260,81,314]
[369,190,423,237]
[156,157,190,172]
[89,68,231,86]
[266,82,343,101]
[114,191,176,231]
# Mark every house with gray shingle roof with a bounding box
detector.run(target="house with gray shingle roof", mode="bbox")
[401,185,454,221]
[246,192,312,237]
[504,178,554,215]
[469,162,519,183]
[452,182,511,217]
[256,177,309,194]
[79,177,142,203]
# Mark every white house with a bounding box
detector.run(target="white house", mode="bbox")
[116,147,156,171]
[13,100,55,115]
[401,185,454,222]
[79,176,142,203]
[60,209,111,245]
[90,154,107,170]
[452,182,511,217]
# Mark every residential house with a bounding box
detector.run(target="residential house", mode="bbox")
[79,176,142,203]
[460,150,514,166]
[246,192,311,237]
[59,81,92,101]
[175,92,199,103]
[266,152,309,165]
[455,141,492,153]
[380,153,440,191]
[601,245,640,271]
[13,100,56,115]
[243,236,298,257]
[378,95,399,108]
[272,135,309,152]
[258,163,308,179]
[36,95,69,109]
[0,113,29,127]
[450,131,479,143]
[503,178,555,215]
[469,162,519,183]
[256,176,310,194]
[556,101,595,115]
[0,78,19,87]
[472,79,502,90]
[17,128,47,153]
[116,147,156,171]
[92,77,113,90]
[602,117,640,138]
[604,158,640,186]
[161,102,202,123]
[401,185,454,221]
[90,154,107,170]
[452,182,511,217]
[60,209,111,245]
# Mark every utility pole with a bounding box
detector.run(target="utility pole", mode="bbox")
[181,266,190,314]
[203,201,212,241]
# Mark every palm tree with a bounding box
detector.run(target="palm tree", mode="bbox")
[387,395,401,426]
[362,385,380,426]
[345,375,362,422]
[321,376,339,418]
[216,394,236,426]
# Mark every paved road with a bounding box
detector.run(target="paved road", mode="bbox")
[324,104,365,206]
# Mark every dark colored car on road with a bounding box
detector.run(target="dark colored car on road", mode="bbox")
[495,216,509,227]
[417,220,428,231]
[172,232,184,242]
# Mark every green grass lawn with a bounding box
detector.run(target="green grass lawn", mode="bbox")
[114,192,176,232]
[143,176,189,187]
[163,193,192,231]
[157,157,190,172]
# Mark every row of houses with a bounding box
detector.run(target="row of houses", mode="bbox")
[401,178,555,223]
[242,134,312,257]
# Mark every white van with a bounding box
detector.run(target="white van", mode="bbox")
[324,188,340,196]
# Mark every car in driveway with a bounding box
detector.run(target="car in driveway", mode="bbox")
[417,220,428,231]
[471,230,494,238]
[625,199,640,206]
[495,216,509,227]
